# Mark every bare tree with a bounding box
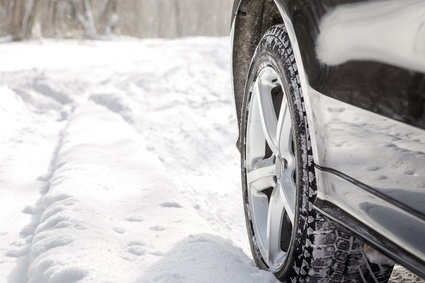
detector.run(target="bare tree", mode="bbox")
[9,0,25,39]
[69,0,96,37]
[0,0,232,40]
[25,0,42,37]
[96,0,118,35]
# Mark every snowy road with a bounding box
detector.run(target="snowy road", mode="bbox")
[0,38,420,283]
[0,38,278,283]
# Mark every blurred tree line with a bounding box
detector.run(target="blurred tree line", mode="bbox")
[0,0,232,40]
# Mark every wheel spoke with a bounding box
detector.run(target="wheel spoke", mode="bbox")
[248,190,269,260]
[246,89,267,163]
[266,187,285,265]
[247,160,276,192]
[277,100,294,167]
[255,74,279,154]
[280,170,296,222]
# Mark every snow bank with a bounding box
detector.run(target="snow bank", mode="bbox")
[22,101,209,282]
[141,234,277,283]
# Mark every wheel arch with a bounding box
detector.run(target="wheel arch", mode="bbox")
[231,0,283,131]
[231,0,321,164]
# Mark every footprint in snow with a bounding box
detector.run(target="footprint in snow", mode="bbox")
[113,227,126,234]
[127,241,146,256]
[22,206,37,215]
[159,202,182,208]
[6,247,28,258]
[126,216,145,222]
[10,239,25,247]
[149,251,164,257]
[150,225,166,231]
[128,241,146,246]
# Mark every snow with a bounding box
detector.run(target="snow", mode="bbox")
[0,38,278,283]
[0,37,418,282]
[389,265,425,283]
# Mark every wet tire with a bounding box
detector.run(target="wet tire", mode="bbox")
[240,24,394,282]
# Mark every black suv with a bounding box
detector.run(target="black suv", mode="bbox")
[231,0,425,281]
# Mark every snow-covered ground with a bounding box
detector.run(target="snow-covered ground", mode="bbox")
[0,38,421,283]
[0,38,278,283]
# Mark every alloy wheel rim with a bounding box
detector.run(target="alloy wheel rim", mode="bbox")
[245,66,296,271]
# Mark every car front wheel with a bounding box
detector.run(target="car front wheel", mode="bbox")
[240,24,393,282]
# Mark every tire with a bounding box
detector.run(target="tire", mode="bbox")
[240,24,394,282]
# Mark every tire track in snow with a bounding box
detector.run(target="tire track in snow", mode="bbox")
[6,100,211,282]
[7,107,79,283]
[82,58,248,253]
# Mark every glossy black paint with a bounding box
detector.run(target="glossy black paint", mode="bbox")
[308,89,425,216]
[233,0,425,129]
[231,0,425,276]
[285,0,425,129]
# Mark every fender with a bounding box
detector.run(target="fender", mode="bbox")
[231,0,321,163]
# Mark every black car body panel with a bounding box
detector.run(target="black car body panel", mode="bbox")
[231,0,425,277]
